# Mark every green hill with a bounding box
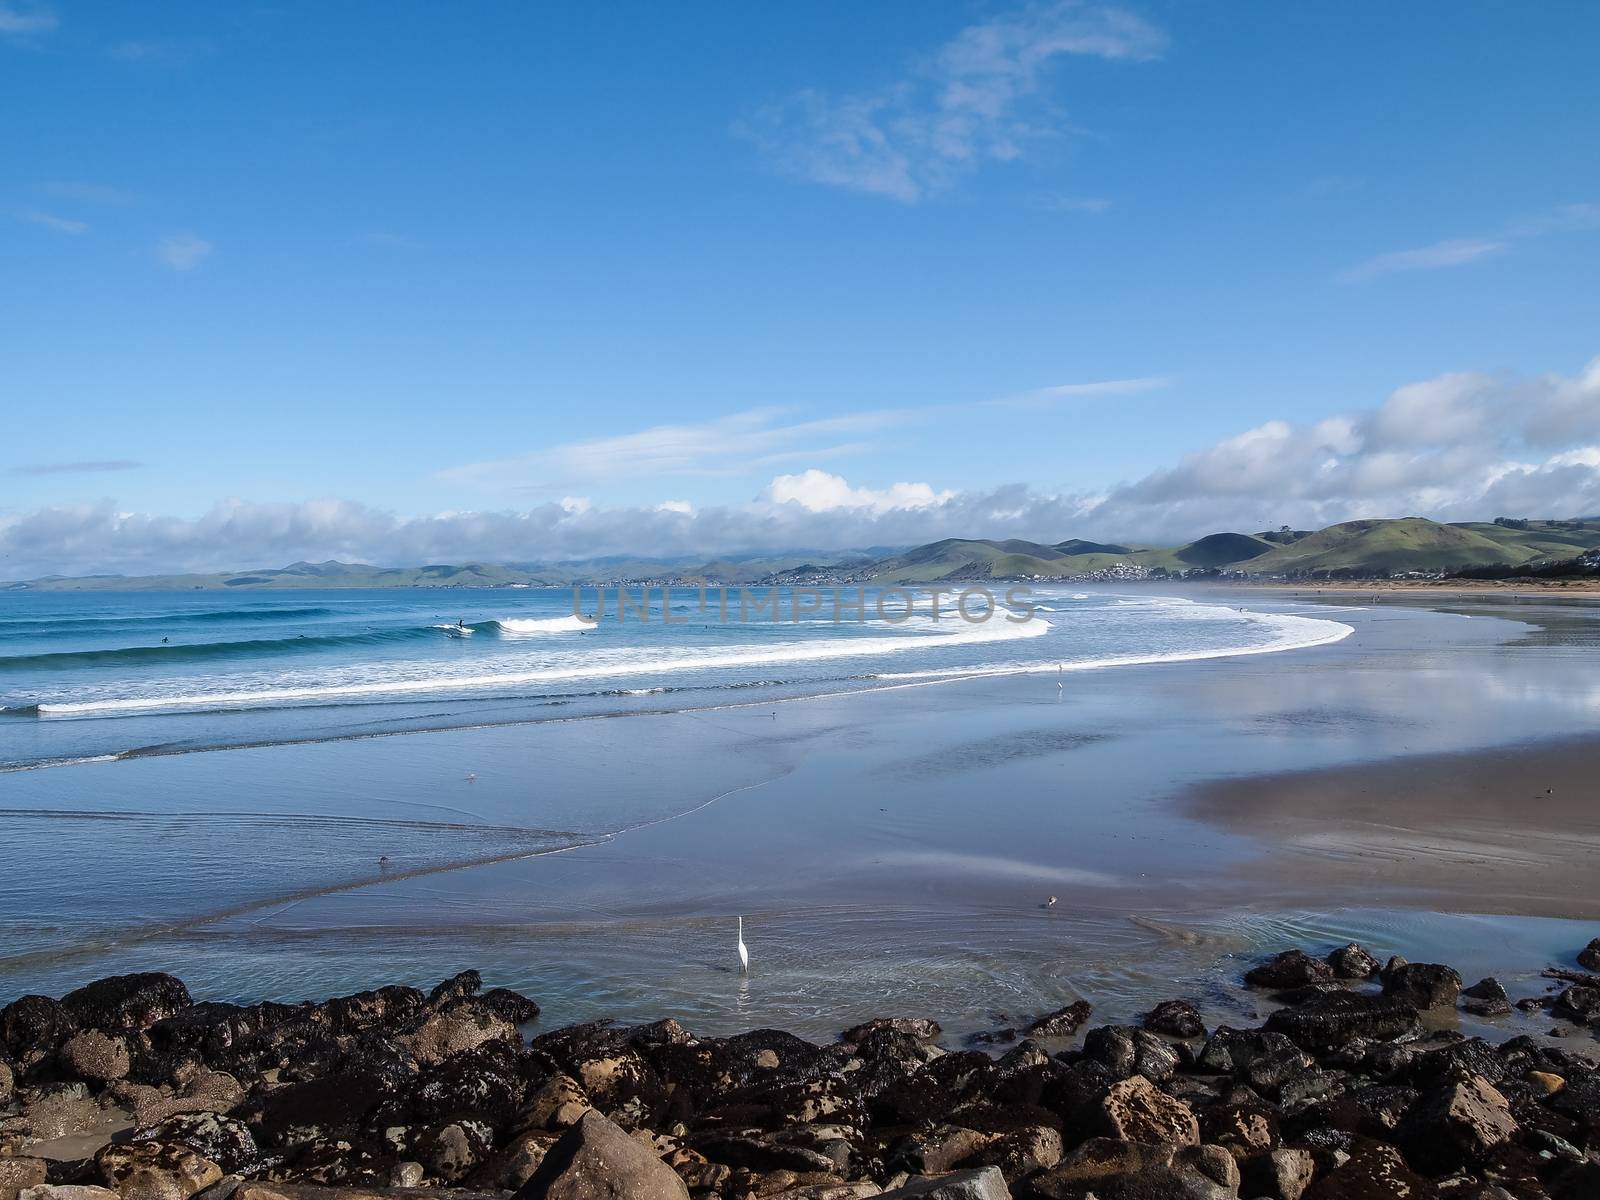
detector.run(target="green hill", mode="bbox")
[1246,518,1532,575]
[1175,532,1275,568]
[12,517,1598,590]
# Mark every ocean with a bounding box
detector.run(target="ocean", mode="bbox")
[7,585,1597,1039]
[0,585,1347,771]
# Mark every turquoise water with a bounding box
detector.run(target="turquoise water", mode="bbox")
[0,586,1346,769]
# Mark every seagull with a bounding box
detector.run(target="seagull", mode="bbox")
[737,916,749,973]
[1044,895,1057,908]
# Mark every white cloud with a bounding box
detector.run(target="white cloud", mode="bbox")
[8,361,1596,579]
[762,469,956,514]
[443,377,1167,492]
[38,180,136,205]
[442,407,908,492]
[1038,194,1112,213]
[0,2,55,36]
[1340,202,1600,284]
[740,1,1166,202]
[17,210,88,235]
[155,234,213,271]
[1338,238,1506,284]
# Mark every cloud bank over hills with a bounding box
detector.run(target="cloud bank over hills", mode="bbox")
[5,358,1598,580]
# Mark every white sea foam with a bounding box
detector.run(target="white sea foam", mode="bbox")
[35,613,1051,716]
[495,615,595,635]
[874,599,1352,682]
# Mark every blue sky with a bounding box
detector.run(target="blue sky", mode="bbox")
[3,1,1599,575]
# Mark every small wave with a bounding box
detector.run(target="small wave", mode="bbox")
[493,615,595,635]
[0,626,442,671]
[0,702,42,716]
[0,606,335,634]
[30,614,1051,717]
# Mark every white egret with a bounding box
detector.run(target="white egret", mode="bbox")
[737,916,749,972]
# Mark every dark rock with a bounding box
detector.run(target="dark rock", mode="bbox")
[1577,938,1600,972]
[321,984,426,1033]
[60,973,192,1032]
[967,1029,1017,1046]
[1144,999,1205,1039]
[1080,1025,1180,1083]
[1327,944,1382,980]
[1241,1041,1315,1098]
[1266,991,1421,1052]
[59,1029,132,1082]
[1553,984,1600,1020]
[1551,1161,1600,1200]
[480,987,542,1026]
[876,1166,1010,1200]
[886,1125,998,1176]
[1028,1138,1175,1198]
[1460,978,1512,1018]
[95,1139,222,1199]
[841,1017,941,1044]
[1548,1067,1600,1125]
[873,1052,997,1126]
[514,1109,689,1200]
[1240,1148,1316,1200]
[2,995,76,1067]
[397,1040,528,1129]
[1381,963,1461,1010]
[1303,1137,1435,1198]
[1247,950,1336,990]
[1023,1002,1091,1039]
[1094,1075,1198,1145]
[1400,1038,1507,1090]
[409,1118,495,1182]
[1197,1027,1306,1074]
[240,1070,394,1147]
[1198,1101,1279,1156]
[428,970,483,1006]
[132,1112,259,1174]
[1397,1074,1517,1172]
[967,1123,1062,1179]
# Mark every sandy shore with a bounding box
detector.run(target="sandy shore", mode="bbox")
[1236,578,1600,596]
[1185,734,1600,920]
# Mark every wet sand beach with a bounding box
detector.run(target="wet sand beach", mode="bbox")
[1186,735,1600,920]
[2,591,1598,1041]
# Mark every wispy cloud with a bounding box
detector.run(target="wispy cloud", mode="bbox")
[1340,202,1600,284]
[39,180,137,206]
[11,459,142,476]
[1339,238,1506,284]
[441,377,1169,492]
[441,408,909,492]
[740,1,1166,202]
[1037,193,1112,213]
[16,209,88,235]
[155,234,213,271]
[0,2,56,37]
[358,230,425,250]
[108,36,213,65]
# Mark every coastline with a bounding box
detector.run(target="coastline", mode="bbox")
[3,939,1599,1199]
[3,590,1598,1044]
[1182,734,1600,921]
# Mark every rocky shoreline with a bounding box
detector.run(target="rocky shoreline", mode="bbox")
[4,942,1600,1200]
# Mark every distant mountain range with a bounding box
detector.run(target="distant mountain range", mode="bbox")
[8,517,1598,591]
